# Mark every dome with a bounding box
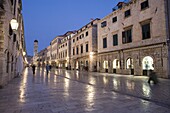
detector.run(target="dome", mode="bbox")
[34,40,38,42]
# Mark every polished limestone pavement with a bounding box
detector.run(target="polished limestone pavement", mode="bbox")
[0,67,170,113]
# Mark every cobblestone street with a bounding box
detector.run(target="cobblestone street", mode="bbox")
[0,68,170,113]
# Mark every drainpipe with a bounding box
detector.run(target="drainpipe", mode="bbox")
[165,0,170,78]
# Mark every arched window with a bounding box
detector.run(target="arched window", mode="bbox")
[126,58,133,69]
[142,56,154,70]
[113,59,120,69]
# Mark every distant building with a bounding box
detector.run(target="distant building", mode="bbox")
[37,48,47,67]
[26,55,33,65]
[58,31,76,69]
[50,35,64,68]
[33,40,38,65]
[70,19,100,71]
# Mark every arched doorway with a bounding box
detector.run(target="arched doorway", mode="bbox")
[113,59,120,73]
[103,61,108,72]
[76,61,79,70]
[142,56,154,75]
[126,58,134,75]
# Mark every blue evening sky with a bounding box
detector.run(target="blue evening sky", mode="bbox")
[22,0,121,56]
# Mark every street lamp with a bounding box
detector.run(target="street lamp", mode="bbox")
[10,18,19,30]
[23,51,26,56]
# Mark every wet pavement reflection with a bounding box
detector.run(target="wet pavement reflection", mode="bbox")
[0,67,169,113]
[54,69,170,107]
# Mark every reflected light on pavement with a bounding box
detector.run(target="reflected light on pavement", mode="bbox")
[126,80,135,91]
[142,84,151,97]
[64,72,70,98]
[89,76,96,85]
[19,68,28,103]
[103,76,108,85]
[54,74,57,83]
[113,78,119,90]
[86,85,95,110]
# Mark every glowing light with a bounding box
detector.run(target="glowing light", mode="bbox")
[10,18,19,30]
[142,84,151,97]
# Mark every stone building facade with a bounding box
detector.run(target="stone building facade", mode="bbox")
[45,45,51,65]
[97,0,170,78]
[0,0,26,87]
[37,48,47,67]
[70,19,100,71]
[58,31,76,69]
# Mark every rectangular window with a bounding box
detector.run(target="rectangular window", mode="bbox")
[86,32,88,36]
[141,0,149,10]
[113,34,118,46]
[11,0,14,5]
[73,48,75,55]
[112,17,117,23]
[77,37,79,41]
[65,51,67,57]
[101,21,107,28]
[9,24,13,36]
[73,39,75,43]
[86,43,88,52]
[13,34,16,42]
[142,23,150,40]
[125,9,131,18]
[103,38,107,48]
[81,45,83,54]
[122,29,132,44]
[76,46,79,55]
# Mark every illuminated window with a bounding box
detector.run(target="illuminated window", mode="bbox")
[103,61,108,69]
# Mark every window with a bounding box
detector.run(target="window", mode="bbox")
[86,43,88,52]
[141,0,149,10]
[82,34,84,38]
[11,0,14,5]
[76,46,79,55]
[142,23,150,40]
[86,31,88,36]
[113,34,118,46]
[13,34,16,42]
[101,21,107,28]
[77,37,79,41]
[81,45,83,54]
[73,39,75,43]
[112,17,117,23]
[122,29,132,44]
[73,48,75,55]
[9,24,13,36]
[103,38,107,48]
[125,9,131,18]
[65,51,67,57]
